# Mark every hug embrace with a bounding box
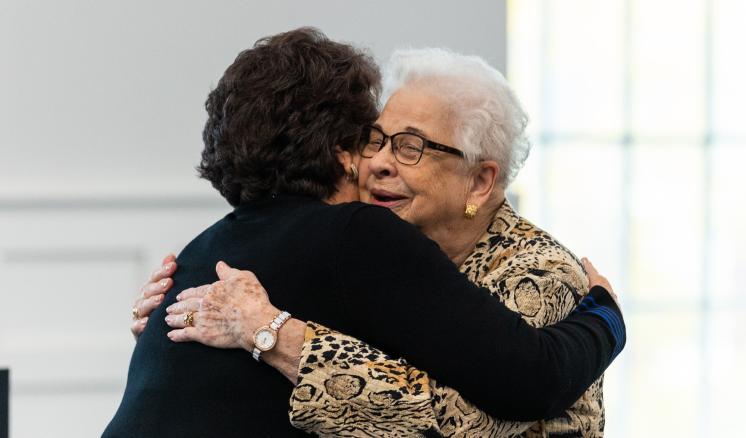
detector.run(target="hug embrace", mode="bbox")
[105,27,625,438]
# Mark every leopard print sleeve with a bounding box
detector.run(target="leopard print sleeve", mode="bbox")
[428,377,534,437]
[288,322,535,437]
[288,321,437,437]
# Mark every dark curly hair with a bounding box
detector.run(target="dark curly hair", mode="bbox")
[198,27,381,205]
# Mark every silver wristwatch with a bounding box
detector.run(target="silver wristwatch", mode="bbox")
[252,310,292,362]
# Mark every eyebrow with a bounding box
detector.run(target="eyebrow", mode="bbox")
[403,126,430,138]
[372,123,432,139]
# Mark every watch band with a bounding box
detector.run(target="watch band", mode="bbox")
[252,310,292,362]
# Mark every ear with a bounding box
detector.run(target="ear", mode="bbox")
[334,145,354,172]
[466,160,500,207]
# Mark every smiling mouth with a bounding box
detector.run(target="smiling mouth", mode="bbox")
[369,190,408,207]
[372,193,405,202]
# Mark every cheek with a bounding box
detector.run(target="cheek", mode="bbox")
[410,173,463,215]
[402,171,445,219]
[408,169,444,201]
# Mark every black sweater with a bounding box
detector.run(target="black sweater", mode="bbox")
[103,194,625,438]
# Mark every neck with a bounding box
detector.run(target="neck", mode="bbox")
[433,194,506,267]
[435,214,494,267]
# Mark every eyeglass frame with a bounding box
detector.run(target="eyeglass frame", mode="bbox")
[359,125,465,165]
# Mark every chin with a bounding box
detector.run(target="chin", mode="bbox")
[388,203,411,220]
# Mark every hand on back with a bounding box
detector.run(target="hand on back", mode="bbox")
[130,254,177,340]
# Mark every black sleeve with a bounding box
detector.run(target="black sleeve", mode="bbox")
[333,205,625,421]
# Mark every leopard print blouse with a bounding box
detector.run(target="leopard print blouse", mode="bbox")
[288,201,605,437]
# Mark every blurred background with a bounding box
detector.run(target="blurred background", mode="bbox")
[508,1,746,436]
[0,0,743,436]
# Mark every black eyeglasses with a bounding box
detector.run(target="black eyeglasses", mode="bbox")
[359,125,464,165]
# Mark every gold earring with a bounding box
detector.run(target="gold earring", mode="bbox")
[347,163,359,181]
[464,203,478,219]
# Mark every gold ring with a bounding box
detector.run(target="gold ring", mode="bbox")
[132,307,140,320]
[184,311,195,327]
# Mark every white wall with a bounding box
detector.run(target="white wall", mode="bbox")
[0,1,506,437]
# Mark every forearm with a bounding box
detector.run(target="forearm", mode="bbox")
[429,378,534,437]
[288,321,535,437]
[289,322,437,437]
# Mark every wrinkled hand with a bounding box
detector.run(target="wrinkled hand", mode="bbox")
[131,254,177,340]
[581,257,619,305]
[165,261,279,351]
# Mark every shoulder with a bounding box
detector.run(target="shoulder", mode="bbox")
[497,215,587,294]
[333,203,451,277]
[334,202,433,247]
[471,214,590,325]
[175,213,232,262]
[464,210,589,326]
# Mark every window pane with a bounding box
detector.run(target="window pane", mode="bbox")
[630,0,706,138]
[510,141,547,224]
[507,0,544,129]
[713,0,746,136]
[705,309,746,436]
[543,142,625,283]
[708,143,746,304]
[544,0,625,137]
[625,310,702,437]
[629,143,705,303]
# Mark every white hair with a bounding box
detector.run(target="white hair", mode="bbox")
[382,47,531,187]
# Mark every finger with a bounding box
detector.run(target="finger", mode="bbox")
[149,261,177,283]
[166,297,202,315]
[141,278,173,299]
[137,294,165,318]
[216,261,250,281]
[165,310,198,329]
[176,284,211,301]
[167,327,200,343]
[161,253,176,265]
[130,317,149,338]
[581,257,598,275]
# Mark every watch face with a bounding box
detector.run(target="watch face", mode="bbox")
[255,328,276,351]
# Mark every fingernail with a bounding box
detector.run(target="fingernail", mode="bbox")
[217,261,226,270]
[153,295,163,303]
[142,317,148,324]
[176,294,182,301]
[160,279,169,289]
[162,263,173,272]
[166,305,173,313]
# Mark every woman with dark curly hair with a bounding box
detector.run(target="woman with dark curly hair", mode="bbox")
[104,28,623,437]
[197,28,380,206]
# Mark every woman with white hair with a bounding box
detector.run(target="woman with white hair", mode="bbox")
[138,46,621,436]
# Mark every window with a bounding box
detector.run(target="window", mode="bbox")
[507,0,746,436]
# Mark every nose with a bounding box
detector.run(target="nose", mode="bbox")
[368,141,398,179]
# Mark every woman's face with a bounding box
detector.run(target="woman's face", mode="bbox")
[358,85,472,238]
